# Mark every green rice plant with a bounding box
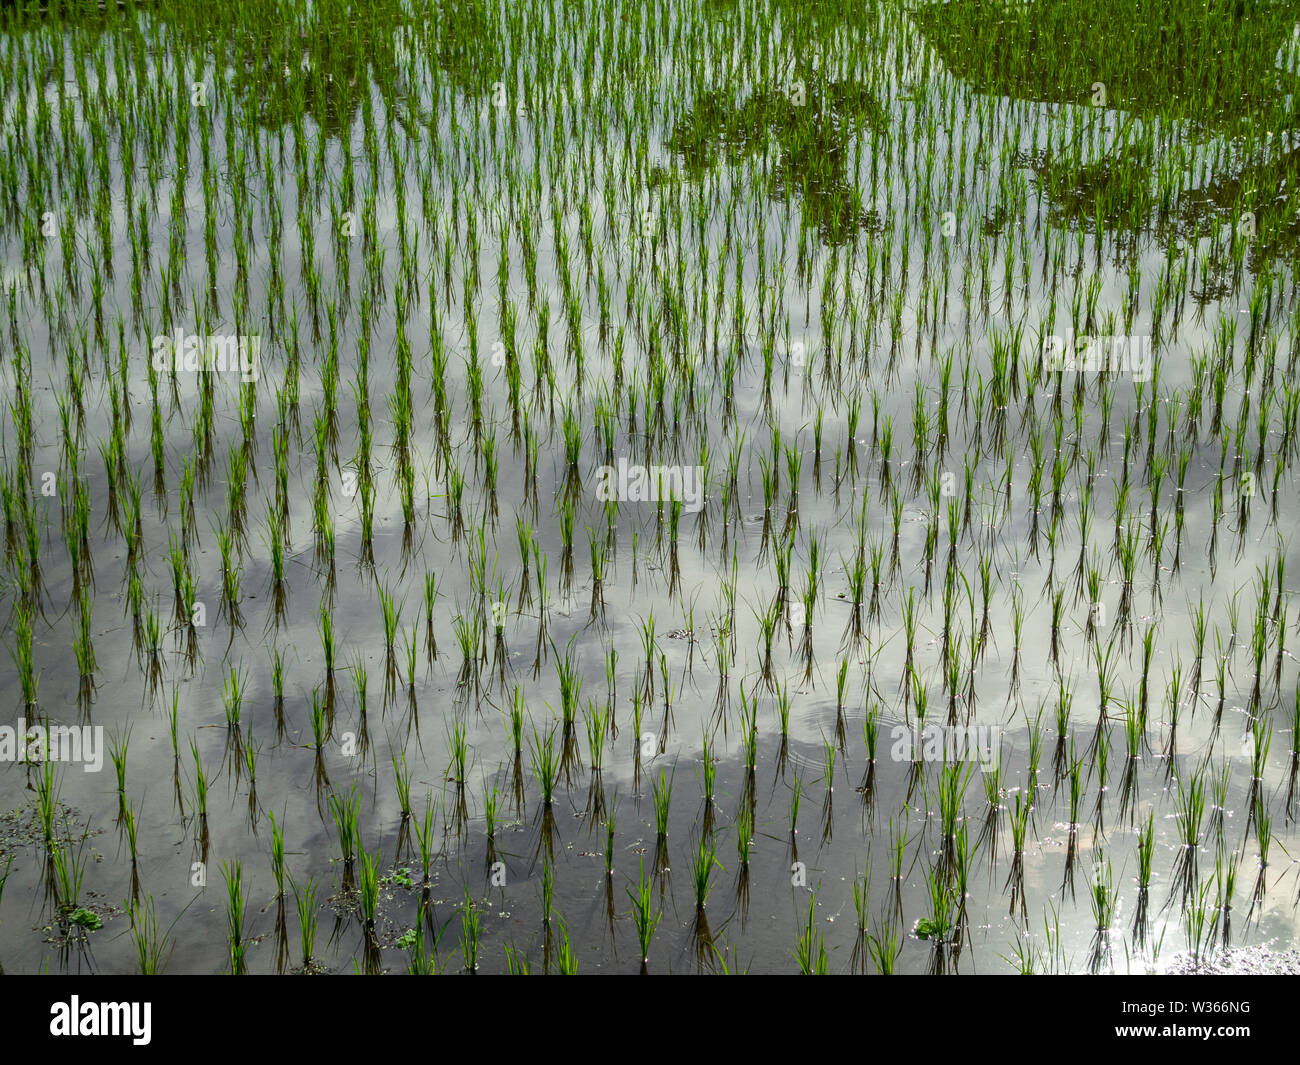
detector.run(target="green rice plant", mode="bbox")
[351,655,369,722]
[1089,853,1114,931]
[1068,741,1085,827]
[699,733,717,807]
[1185,876,1220,968]
[50,829,90,915]
[223,860,248,975]
[268,809,286,898]
[393,753,412,821]
[415,794,439,886]
[917,865,955,945]
[530,727,560,808]
[448,720,469,785]
[555,915,578,974]
[1009,792,1031,858]
[378,584,402,660]
[483,782,500,846]
[423,571,440,660]
[1255,800,1272,870]
[460,887,481,973]
[653,767,674,840]
[222,667,246,729]
[405,914,439,975]
[358,846,381,930]
[938,761,971,842]
[72,593,96,679]
[108,727,130,813]
[866,922,901,975]
[33,751,60,847]
[868,785,902,878]
[690,834,721,912]
[328,786,360,866]
[1026,705,1045,793]
[863,703,880,764]
[318,605,336,678]
[775,680,792,742]
[1177,772,1206,850]
[1137,811,1156,890]
[190,742,208,822]
[793,892,829,974]
[310,688,327,750]
[125,895,173,975]
[852,874,870,942]
[294,876,320,969]
[1249,716,1272,783]
[585,701,608,772]
[626,857,662,965]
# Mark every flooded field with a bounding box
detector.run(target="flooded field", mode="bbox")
[1,0,1299,974]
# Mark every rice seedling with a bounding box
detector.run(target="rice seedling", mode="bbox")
[460,888,481,973]
[530,727,560,810]
[294,877,320,970]
[358,846,381,932]
[50,827,91,917]
[448,720,470,786]
[223,860,248,975]
[328,787,360,868]
[555,916,578,975]
[125,895,173,976]
[690,834,721,913]
[627,857,661,968]
[866,920,902,975]
[793,893,829,975]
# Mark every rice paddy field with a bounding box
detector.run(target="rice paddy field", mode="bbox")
[1,0,1300,978]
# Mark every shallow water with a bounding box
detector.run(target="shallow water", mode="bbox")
[0,0,1298,974]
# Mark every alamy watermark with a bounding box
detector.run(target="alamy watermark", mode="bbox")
[594,458,705,514]
[0,719,104,772]
[50,997,151,1045]
[1042,334,1152,382]
[888,723,1001,772]
[151,329,261,383]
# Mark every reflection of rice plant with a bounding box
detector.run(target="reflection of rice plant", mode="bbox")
[540,860,555,926]
[190,743,208,821]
